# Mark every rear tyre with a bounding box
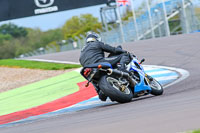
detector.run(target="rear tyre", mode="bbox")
[99,75,133,103]
[149,77,163,96]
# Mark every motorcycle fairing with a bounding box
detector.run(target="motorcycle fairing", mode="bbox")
[128,60,151,93]
[134,74,151,93]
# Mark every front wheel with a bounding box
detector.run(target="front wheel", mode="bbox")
[98,75,133,103]
[148,77,164,96]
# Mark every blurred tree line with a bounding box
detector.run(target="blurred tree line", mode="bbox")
[0,14,102,59]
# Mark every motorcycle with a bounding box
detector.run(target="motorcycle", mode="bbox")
[80,53,163,103]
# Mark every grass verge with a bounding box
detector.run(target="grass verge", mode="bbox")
[0,59,81,70]
[190,129,200,133]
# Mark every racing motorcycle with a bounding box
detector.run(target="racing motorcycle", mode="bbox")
[80,53,163,103]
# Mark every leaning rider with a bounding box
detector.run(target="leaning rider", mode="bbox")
[79,31,131,71]
[79,31,131,101]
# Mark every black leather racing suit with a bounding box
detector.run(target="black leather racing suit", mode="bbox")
[79,41,130,69]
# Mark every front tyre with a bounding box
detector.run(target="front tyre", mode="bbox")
[149,77,164,96]
[99,75,133,103]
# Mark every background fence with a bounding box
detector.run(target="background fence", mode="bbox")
[19,0,200,58]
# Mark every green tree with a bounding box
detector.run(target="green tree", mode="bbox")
[41,28,64,47]
[0,34,12,44]
[0,23,27,38]
[62,14,102,40]
[0,23,63,59]
[0,40,16,59]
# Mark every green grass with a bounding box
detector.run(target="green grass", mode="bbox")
[187,129,200,133]
[191,129,200,133]
[0,59,81,70]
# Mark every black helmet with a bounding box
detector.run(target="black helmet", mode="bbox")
[86,31,101,43]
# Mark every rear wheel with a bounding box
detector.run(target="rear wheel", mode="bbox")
[99,75,133,103]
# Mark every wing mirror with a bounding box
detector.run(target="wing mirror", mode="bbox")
[140,58,145,64]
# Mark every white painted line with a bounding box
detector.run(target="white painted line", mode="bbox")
[75,68,82,73]
[143,66,165,71]
[146,70,175,75]
[145,65,190,88]
[23,59,80,65]
[155,75,178,81]
[143,67,159,71]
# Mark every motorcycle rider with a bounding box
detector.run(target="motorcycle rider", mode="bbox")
[79,31,131,71]
[79,31,131,101]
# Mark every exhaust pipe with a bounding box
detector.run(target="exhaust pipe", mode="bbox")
[107,69,129,78]
[107,69,137,87]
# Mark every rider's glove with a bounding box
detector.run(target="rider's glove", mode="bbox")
[115,48,126,54]
[125,51,129,54]
[125,51,136,58]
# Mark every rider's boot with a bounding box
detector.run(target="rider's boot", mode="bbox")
[94,85,107,101]
[117,63,130,84]
[98,90,107,101]
[118,54,131,74]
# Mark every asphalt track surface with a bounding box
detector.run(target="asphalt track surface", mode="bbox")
[1,33,200,133]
